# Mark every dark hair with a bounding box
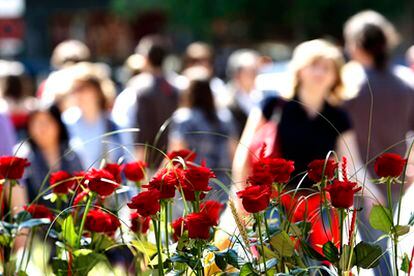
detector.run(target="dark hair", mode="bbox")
[3,75,24,100]
[344,11,398,70]
[358,23,388,70]
[135,35,168,68]
[183,78,218,123]
[28,104,69,148]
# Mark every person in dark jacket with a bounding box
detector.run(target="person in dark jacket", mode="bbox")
[133,35,179,168]
[24,105,83,207]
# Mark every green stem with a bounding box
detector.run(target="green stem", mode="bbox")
[3,180,14,273]
[386,178,399,276]
[339,208,345,276]
[152,218,164,276]
[164,201,170,257]
[7,180,14,223]
[24,230,35,272]
[114,191,125,244]
[197,240,204,276]
[76,194,93,247]
[194,192,201,213]
[386,179,393,213]
[255,213,267,274]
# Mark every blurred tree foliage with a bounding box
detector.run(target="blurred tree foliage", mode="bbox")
[110,0,410,42]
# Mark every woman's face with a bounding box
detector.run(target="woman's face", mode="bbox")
[28,112,60,148]
[72,81,101,112]
[298,57,338,95]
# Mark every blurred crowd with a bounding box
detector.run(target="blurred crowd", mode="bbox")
[1,10,414,274]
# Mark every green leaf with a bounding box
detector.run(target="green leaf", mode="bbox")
[131,240,158,259]
[215,253,227,271]
[393,225,410,237]
[14,210,31,223]
[401,253,410,273]
[73,250,109,275]
[149,253,167,266]
[225,249,240,269]
[61,216,78,248]
[51,258,68,276]
[16,271,28,276]
[18,218,50,230]
[354,241,383,269]
[369,205,393,233]
[300,240,326,261]
[92,233,115,251]
[0,233,11,246]
[240,263,258,276]
[322,241,339,263]
[269,230,295,257]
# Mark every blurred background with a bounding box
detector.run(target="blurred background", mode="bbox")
[1,0,414,88]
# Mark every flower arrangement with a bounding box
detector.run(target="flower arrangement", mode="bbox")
[0,146,413,275]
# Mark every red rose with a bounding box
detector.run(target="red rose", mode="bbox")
[0,156,30,180]
[374,153,407,178]
[200,200,223,225]
[181,185,206,201]
[130,212,150,234]
[307,159,338,183]
[85,209,120,234]
[86,168,119,197]
[325,180,361,209]
[248,162,274,186]
[123,161,147,182]
[263,158,295,183]
[237,185,272,213]
[50,171,76,194]
[185,212,213,239]
[24,204,54,221]
[183,164,215,192]
[167,149,197,166]
[143,168,182,199]
[127,189,161,217]
[104,163,122,183]
[172,217,187,241]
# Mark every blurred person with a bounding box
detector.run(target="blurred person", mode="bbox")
[111,53,146,148]
[169,67,238,203]
[0,60,36,139]
[406,45,414,71]
[232,39,362,191]
[0,112,16,156]
[221,41,367,262]
[343,10,414,275]
[51,40,91,70]
[181,42,229,105]
[21,104,83,207]
[344,10,414,192]
[223,49,262,137]
[125,35,179,167]
[39,40,92,108]
[62,70,122,169]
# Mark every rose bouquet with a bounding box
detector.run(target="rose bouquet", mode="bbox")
[0,144,412,275]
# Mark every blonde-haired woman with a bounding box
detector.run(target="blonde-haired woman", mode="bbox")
[232,39,364,191]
